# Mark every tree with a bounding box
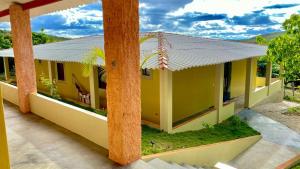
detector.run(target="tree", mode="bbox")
[256,14,300,84]
[0,31,12,49]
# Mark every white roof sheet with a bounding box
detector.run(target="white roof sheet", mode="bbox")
[0,32,267,71]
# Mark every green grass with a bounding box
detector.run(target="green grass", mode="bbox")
[142,116,260,155]
[38,92,107,117]
[291,163,300,169]
[285,106,300,116]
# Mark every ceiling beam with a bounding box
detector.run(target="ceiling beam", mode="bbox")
[0,0,61,18]
[22,0,61,10]
[0,9,9,18]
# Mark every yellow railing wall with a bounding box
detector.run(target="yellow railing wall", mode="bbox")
[219,102,235,122]
[0,87,10,169]
[172,65,216,123]
[141,69,160,124]
[0,82,18,105]
[269,80,282,95]
[256,77,266,88]
[142,135,262,167]
[172,109,218,133]
[29,93,108,149]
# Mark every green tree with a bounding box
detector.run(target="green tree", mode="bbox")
[256,14,300,84]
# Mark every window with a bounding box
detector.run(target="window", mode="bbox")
[142,68,151,77]
[57,63,65,81]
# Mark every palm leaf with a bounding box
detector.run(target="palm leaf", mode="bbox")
[141,52,159,68]
[82,47,105,77]
[140,33,156,44]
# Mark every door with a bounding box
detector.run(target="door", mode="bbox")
[223,62,232,102]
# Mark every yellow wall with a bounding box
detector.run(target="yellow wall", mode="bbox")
[172,109,217,133]
[256,77,266,87]
[0,81,18,105]
[56,62,90,100]
[35,61,90,101]
[141,70,160,124]
[35,60,49,92]
[231,60,246,98]
[35,61,161,124]
[30,93,108,149]
[173,66,215,123]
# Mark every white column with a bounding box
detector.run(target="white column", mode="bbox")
[244,58,255,108]
[3,57,10,81]
[160,69,173,133]
[89,66,100,109]
[214,63,224,123]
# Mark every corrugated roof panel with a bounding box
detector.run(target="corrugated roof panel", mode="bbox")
[0,32,267,71]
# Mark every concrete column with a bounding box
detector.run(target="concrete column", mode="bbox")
[102,0,141,165]
[214,64,224,123]
[0,87,10,169]
[265,61,272,95]
[244,58,255,108]
[89,66,100,109]
[47,61,53,82]
[160,69,173,133]
[265,62,272,86]
[3,57,10,81]
[9,4,36,113]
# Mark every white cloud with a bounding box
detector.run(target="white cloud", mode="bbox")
[169,0,300,17]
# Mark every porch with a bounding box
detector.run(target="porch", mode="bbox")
[3,101,115,169]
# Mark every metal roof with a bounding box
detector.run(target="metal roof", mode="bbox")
[0,32,267,71]
[0,0,96,22]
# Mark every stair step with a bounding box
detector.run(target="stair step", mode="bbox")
[171,162,187,169]
[182,164,198,169]
[122,160,156,169]
[148,158,175,169]
[214,162,237,169]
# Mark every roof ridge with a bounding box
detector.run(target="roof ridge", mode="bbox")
[157,32,169,69]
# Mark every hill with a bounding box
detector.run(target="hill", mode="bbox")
[239,32,284,44]
[0,30,69,49]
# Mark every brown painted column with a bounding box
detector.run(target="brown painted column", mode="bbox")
[102,0,141,165]
[9,4,37,113]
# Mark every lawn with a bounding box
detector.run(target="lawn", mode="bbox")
[291,163,300,169]
[284,88,300,103]
[142,116,260,155]
[285,106,300,116]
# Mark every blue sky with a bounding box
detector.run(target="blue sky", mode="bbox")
[1,0,300,40]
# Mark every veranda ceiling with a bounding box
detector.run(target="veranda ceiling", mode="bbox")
[0,0,96,22]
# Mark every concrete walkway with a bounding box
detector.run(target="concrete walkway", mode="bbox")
[4,101,152,169]
[231,109,300,169]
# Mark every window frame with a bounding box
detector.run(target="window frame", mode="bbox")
[56,62,65,81]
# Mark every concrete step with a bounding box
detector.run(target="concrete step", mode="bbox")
[148,158,176,169]
[120,160,156,169]
[171,162,187,169]
[214,162,237,169]
[182,163,198,169]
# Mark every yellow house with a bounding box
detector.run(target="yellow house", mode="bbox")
[0,32,282,133]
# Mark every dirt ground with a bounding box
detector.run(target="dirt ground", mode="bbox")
[252,100,300,134]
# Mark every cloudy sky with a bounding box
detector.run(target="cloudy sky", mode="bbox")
[1,0,300,40]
